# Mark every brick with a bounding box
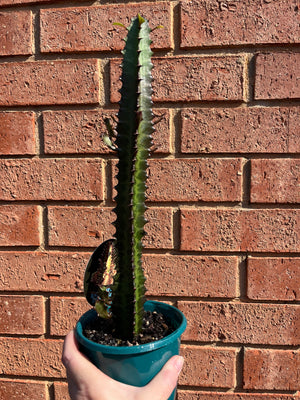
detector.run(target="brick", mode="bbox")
[53,382,69,400]
[0,337,65,378]
[47,207,114,247]
[179,345,237,388]
[179,301,300,345]
[0,60,99,106]
[255,53,300,100]
[244,348,300,391]
[112,158,242,202]
[181,107,300,154]
[146,159,242,202]
[110,56,244,103]
[40,3,171,53]
[0,252,88,292]
[43,109,170,154]
[50,297,90,336]
[180,208,299,253]
[0,159,103,201]
[0,11,32,56]
[251,159,300,204]
[178,392,300,400]
[0,205,40,246]
[247,257,300,301]
[48,206,173,249]
[0,0,67,5]
[0,254,237,299]
[0,379,47,400]
[0,295,44,335]
[180,0,300,48]
[0,112,35,155]
[144,255,238,297]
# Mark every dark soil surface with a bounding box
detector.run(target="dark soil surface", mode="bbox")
[83,310,175,346]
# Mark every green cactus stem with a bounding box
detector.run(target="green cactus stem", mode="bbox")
[111,14,154,340]
[84,15,154,342]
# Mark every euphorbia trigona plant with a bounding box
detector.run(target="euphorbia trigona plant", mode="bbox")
[84,15,156,342]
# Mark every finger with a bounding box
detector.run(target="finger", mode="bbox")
[141,356,184,400]
[62,331,134,400]
[62,331,106,383]
[62,330,91,370]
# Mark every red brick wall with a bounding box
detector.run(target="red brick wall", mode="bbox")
[0,1,299,399]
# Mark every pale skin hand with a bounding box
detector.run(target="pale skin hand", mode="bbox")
[62,330,184,400]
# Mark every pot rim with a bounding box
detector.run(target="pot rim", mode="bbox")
[75,300,187,355]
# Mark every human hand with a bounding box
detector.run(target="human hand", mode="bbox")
[62,330,184,400]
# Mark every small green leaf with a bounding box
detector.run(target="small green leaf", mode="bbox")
[138,14,145,26]
[151,24,164,32]
[113,22,128,29]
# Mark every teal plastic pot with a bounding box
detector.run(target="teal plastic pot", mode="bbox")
[75,300,187,400]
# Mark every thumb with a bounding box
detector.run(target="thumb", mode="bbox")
[141,356,184,400]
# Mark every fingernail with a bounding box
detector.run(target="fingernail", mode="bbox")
[173,356,184,374]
